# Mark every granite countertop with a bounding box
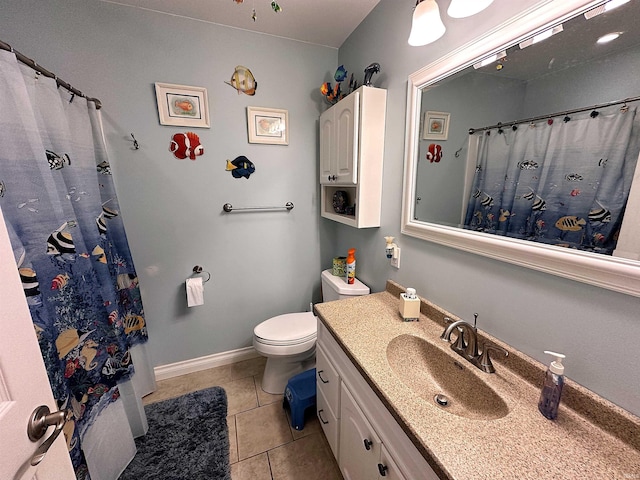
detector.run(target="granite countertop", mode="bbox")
[314,281,640,480]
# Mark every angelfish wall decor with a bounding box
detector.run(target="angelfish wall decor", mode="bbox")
[169,132,204,160]
[225,65,257,96]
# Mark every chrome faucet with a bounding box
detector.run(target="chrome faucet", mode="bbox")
[440,314,508,373]
[440,314,479,360]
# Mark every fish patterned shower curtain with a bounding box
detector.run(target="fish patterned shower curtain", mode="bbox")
[464,106,640,254]
[0,50,147,478]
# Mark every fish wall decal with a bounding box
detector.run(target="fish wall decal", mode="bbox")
[225,65,257,96]
[169,132,204,160]
[226,155,255,179]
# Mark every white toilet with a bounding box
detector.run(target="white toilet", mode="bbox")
[253,269,370,394]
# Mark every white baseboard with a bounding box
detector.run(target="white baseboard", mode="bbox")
[153,346,261,381]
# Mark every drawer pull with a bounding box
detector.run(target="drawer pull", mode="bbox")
[378,463,388,476]
[318,409,329,425]
[363,438,373,451]
[317,370,329,384]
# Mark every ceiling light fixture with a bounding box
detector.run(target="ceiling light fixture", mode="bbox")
[447,0,494,18]
[597,31,623,44]
[473,50,506,69]
[519,25,564,49]
[408,0,446,46]
[584,0,631,19]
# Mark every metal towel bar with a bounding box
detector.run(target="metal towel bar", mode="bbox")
[222,202,294,213]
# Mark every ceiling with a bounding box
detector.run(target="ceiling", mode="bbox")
[475,0,640,81]
[98,0,381,48]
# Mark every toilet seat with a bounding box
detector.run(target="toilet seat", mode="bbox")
[254,312,317,346]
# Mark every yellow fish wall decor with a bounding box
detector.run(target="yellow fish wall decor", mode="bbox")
[225,65,257,96]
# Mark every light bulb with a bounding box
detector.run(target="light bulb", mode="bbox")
[408,0,446,47]
[447,0,494,18]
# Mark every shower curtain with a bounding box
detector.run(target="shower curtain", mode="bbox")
[464,106,640,254]
[0,50,148,479]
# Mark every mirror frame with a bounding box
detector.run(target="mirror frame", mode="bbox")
[401,0,640,298]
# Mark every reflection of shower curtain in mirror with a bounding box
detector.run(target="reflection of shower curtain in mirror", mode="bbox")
[464,107,640,254]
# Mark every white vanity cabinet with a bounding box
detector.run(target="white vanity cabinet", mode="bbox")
[317,320,439,480]
[319,85,386,228]
[316,344,340,458]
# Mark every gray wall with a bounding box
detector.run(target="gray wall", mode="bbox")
[337,0,640,417]
[0,0,337,367]
[416,72,525,224]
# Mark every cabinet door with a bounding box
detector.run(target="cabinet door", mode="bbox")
[317,388,340,459]
[334,92,359,184]
[319,108,334,184]
[339,383,381,480]
[377,444,407,480]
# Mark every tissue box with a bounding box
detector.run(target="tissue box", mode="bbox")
[332,257,347,276]
[399,294,421,321]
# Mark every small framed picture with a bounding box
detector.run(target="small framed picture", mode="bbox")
[247,107,289,145]
[423,111,450,140]
[155,83,210,128]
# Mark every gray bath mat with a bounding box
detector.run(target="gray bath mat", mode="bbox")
[119,386,230,480]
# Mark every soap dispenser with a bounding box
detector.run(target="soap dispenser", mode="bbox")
[399,288,420,322]
[538,351,566,420]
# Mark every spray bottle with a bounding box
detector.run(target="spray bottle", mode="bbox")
[346,248,356,284]
[538,351,566,420]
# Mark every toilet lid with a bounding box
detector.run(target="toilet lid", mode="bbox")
[254,312,317,346]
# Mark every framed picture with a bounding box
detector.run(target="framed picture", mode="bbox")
[155,83,210,128]
[247,107,289,145]
[423,111,450,140]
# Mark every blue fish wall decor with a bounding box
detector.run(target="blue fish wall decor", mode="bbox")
[226,155,255,179]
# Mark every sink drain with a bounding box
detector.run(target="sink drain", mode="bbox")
[434,394,449,407]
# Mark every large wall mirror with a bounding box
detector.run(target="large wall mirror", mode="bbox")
[402,0,640,297]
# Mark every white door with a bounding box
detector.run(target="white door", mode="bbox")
[0,207,75,480]
[319,108,335,184]
[334,91,359,184]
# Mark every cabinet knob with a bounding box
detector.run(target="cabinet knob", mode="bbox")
[378,463,388,476]
[363,438,373,451]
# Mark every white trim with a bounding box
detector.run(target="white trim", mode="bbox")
[153,347,261,381]
[401,0,640,298]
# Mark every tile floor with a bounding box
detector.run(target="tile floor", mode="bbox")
[142,356,343,480]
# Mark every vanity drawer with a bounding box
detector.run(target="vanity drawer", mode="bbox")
[317,387,339,459]
[316,344,340,416]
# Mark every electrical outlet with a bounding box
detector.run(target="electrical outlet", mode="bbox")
[391,247,401,268]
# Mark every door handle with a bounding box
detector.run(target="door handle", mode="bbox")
[27,405,72,466]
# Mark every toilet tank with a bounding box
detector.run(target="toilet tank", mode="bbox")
[321,269,370,302]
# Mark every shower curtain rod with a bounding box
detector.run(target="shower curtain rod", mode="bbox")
[468,95,640,134]
[0,39,102,109]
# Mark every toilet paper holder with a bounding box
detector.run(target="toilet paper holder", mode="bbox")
[192,265,211,283]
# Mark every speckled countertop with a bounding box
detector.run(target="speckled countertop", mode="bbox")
[314,281,640,480]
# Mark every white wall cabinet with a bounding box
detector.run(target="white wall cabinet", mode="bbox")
[319,86,386,228]
[316,320,439,480]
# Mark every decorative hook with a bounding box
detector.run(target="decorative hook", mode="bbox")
[454,147,463,158]
[130,133,139,150]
